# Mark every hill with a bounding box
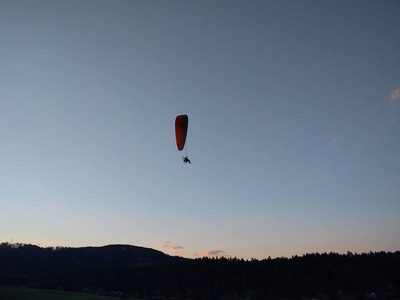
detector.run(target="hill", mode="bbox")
[0,243,183,269]
[1,243,400,300]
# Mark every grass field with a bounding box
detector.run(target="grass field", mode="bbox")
[0,286,140,300]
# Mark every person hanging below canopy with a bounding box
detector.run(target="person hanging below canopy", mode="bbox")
[182,156,191,164]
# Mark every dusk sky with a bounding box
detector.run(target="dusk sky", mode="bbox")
[1,0,399,260]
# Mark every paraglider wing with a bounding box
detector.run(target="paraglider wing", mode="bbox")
[175,115,188,151]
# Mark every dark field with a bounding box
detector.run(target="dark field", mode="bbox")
[0,286,140,300]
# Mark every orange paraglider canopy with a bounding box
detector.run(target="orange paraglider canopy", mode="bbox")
[175,115,188,151]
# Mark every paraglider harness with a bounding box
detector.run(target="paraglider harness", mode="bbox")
[182,156,191,164]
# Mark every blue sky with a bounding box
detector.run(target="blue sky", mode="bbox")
[1,0,399,259]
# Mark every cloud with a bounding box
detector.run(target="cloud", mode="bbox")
[169,246,185,255]
[390,87,400,102]
[170,246,184,251]
[159,244,228,258]
[157,242,185,255]
[390,117,397,125]
[158,242,171,249]
[202,250,226,257]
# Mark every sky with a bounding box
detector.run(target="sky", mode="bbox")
[1,0,399,260]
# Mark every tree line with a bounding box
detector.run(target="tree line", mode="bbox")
[0,243,399,300]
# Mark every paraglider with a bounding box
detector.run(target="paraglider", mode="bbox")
[175,114,191,164]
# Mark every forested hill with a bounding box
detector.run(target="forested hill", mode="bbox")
[0,242,184,268]
[1,243,399,300]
